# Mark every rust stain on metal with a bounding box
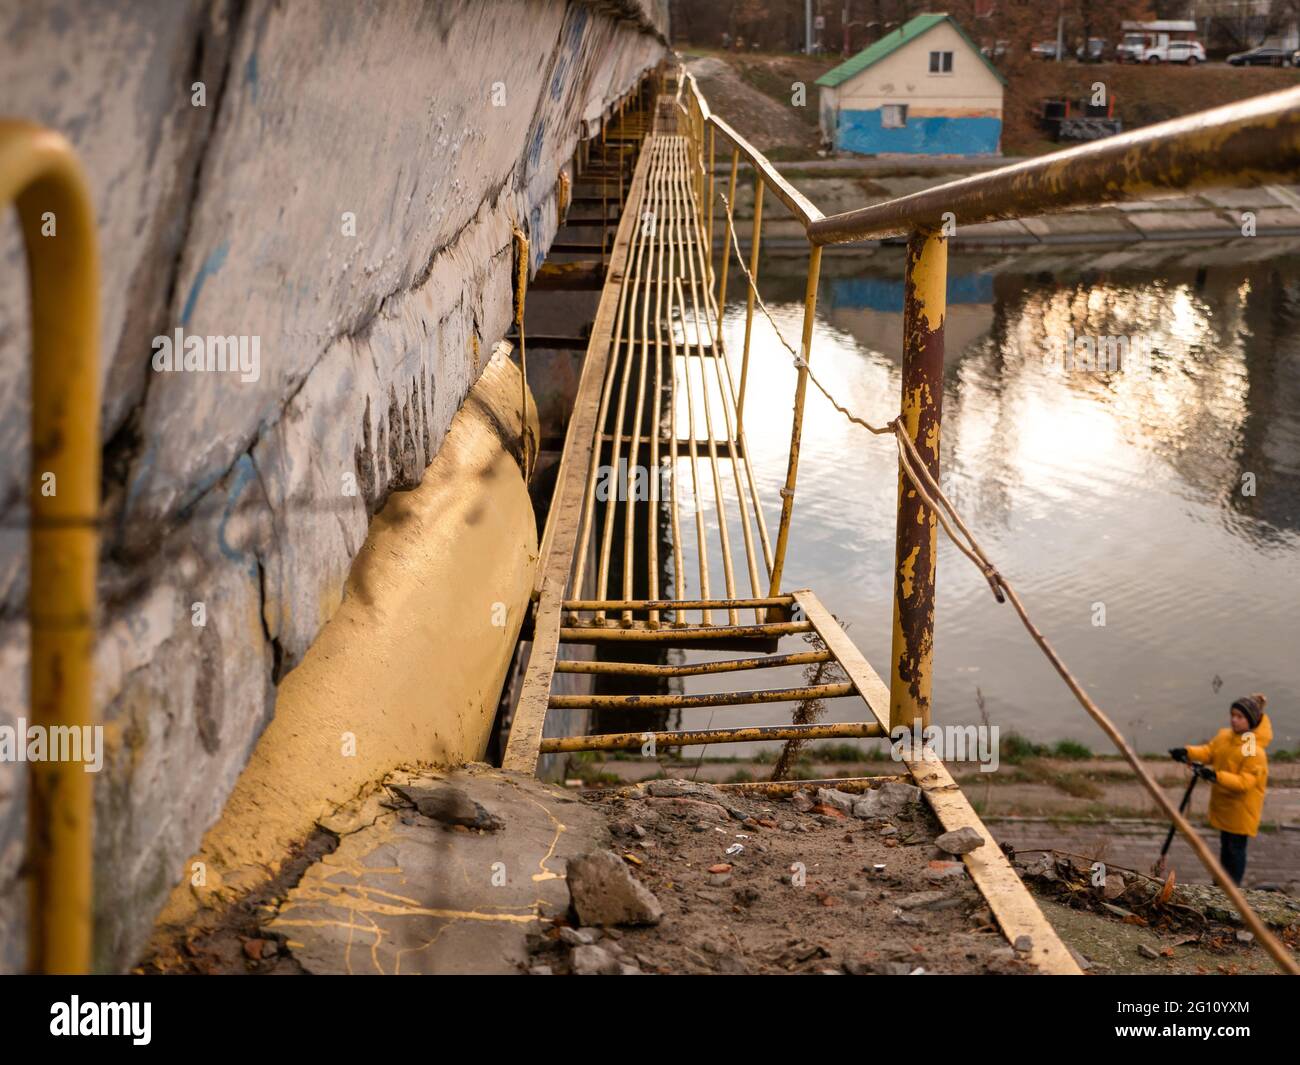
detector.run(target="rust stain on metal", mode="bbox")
[889,229,947,733]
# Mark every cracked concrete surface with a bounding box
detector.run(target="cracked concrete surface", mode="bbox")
[269,765,607,975]
[0,0,665,971]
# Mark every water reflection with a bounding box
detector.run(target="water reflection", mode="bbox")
[675,249,1300,752]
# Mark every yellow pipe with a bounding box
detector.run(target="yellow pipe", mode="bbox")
[0,120,100,974]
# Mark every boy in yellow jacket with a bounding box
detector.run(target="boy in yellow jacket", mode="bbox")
[1170,693,1271,886]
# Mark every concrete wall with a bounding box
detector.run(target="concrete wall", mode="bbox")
[149,349,540,936]
[831,22,1002,155]
[0,0,664,971]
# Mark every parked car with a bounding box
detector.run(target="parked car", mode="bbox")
[1032,40,1064,60]
[1165,40,1206,64]
[1117,32,1205,64]
[1076,37,1108,62]
[1226,46,1293,67]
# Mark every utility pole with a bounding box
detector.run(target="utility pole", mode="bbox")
[807,0,814,55]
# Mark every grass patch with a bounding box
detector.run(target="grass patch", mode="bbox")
[1000,731,1050,765]
[1052,739,1093,761]
[811,743,873,764]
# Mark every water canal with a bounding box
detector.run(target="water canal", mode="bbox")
[668,242,1300,754]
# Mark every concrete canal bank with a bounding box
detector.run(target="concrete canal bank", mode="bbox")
[0,0,666,971]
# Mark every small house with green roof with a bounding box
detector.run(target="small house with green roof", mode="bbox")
[816,13,1004,156]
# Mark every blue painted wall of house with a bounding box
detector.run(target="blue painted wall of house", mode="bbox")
[828,272,994,312]
[836,108,1000,155]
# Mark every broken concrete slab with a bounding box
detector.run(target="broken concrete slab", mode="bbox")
[852,781,922,819]
[267,765,606,974]
[935,826,985,856]
[643,796,731,822]
[566,850,664,928]
[815,787,858,814]
[640,779,726,801]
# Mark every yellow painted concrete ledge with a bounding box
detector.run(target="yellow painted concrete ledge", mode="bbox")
[154,348,539,929]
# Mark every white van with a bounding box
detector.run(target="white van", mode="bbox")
[1117,20,1206,64]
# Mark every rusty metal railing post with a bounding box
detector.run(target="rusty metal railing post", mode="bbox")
[706,124,715,288]
[766,242,822,600]
[1,120,101,974]
[888,228,947,733]
[736,175,764,434]
[716,147,739,324]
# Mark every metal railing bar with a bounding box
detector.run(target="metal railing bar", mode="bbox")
[707,111,824,228]
[538,720,885,753]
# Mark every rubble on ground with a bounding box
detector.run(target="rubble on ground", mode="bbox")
[1013,848,1300,948]
[525,778,1031,975]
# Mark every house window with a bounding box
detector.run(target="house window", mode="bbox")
[881,104,908,129]
[929,50,953,73]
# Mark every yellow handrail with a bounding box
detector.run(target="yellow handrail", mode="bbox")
[708,113,824,228]
[0,120,100,974]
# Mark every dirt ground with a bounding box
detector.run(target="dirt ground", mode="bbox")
[526,779,1034,975]
[1039,898,1295,976]
[685,53,824,157]
[139,766,1300,976]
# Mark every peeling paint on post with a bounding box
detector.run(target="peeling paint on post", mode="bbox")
[889,228,946,733]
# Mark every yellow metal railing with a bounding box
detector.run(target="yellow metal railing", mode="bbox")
[674,66,1300,975]
[0,120,100,974]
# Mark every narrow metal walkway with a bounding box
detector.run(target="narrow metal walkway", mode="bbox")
[502,95,1080,974]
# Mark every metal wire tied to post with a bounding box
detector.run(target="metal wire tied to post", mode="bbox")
[714,188,1300,976]
[719,193,894,442]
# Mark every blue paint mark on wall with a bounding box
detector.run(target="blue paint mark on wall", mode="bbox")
[527,120,547,170]
[245,49,259,102]
[836,109,1000,156]
[529,204,546,271]
[217,453,261,577]
[551,5,588,102]
[180,242,229,325]
[828,272,993,313]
